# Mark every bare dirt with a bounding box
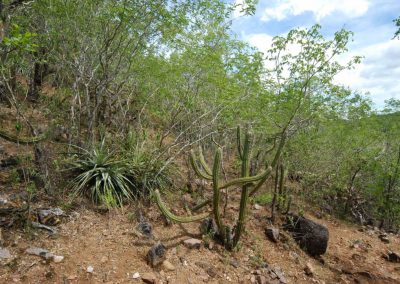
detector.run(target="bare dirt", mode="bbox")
[0,190,399,284]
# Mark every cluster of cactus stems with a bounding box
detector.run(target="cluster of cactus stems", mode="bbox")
[154,126,285,250]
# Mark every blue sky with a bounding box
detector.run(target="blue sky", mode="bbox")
[231,0,400,108]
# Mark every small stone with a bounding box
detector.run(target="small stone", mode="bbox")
[265,227,280,243]
[183,238,202,249]
[86,266,94,273]
[26,247,54,260]
[131,272,140,279]
[206,267,218,278]
[250,275,257,283]
[379,234,390,244]
[254,204,263,210]
[230,259,240,268]
[304,263,314,276]
[147,242,166,267]
[142,272,157,284]
[0,247,11,259]
[162,260,175,271]
[256,275,268,284]
[53,255,64,263]
[101,256,108,263]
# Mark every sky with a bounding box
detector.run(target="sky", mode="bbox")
[231,0,400,108]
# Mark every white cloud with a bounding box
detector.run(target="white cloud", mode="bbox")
[246,33,274,54]
[261,0,370,22]
[334,39,400,107]
[245,31,400,108]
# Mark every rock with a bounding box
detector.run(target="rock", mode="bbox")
[131,272,140,279]
[284,215,329,256]
[162,260,175,271]
[304,263,314,276]
[379,234,390,244]
[206,267,218,278]
[37,208,64,226]
[101,256,108,263]
[26,247,54,260]
[53,255,64,263]
[195,261,210,270]
[0,247,11,259]
[147,242,166,267]
[256,275,268,284]
[265,227,280,243]
[384,251,400,262]
[183,238,202,249]
[86,266,94,273]
[230,259,240,268]
[254,204,263,210]
[200,218,218,236]
[142,272,157,284]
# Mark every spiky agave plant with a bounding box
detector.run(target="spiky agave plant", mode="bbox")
[68,141,134,207]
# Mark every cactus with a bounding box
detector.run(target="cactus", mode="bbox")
[154,126,279,250]
[0,129,48,144]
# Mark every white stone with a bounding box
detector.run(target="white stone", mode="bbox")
[87,266,94,273]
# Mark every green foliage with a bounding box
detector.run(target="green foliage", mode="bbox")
[394,17,400,39]
[68,141,133,207]
[251,192,273,206]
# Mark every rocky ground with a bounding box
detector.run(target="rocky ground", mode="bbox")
[0,185,400,284]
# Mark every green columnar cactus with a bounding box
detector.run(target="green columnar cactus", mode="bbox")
[233,129,252,247]
[0,129,48,144]
[154,126,279,250]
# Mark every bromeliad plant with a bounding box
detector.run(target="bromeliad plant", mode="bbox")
[155,126,286,250]
[68,141,134,207]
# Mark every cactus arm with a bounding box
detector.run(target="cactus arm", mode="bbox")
[233,130,252,247]
[191,199,211,212]
[154,190,209,223]
[198,146,212,176]
[249,166,273,197]
[190,150,213,180]
[219,170,266,189]
[212,148,224,233]
[237,126,243,160]
[0,129,48,144]
[271,133,286,168]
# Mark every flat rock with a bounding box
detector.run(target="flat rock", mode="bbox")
[254,204,263,210]
[142,272,157,284]
[0,247,11,259]
[162,260,175,271]
[304,262,314,276]
[379,234,390,244]
[183,238,202,249]
[131,272,140,279]
[26,247,53,260]
[265,227,280,243]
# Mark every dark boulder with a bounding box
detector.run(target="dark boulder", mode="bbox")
[284,214,329,256]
